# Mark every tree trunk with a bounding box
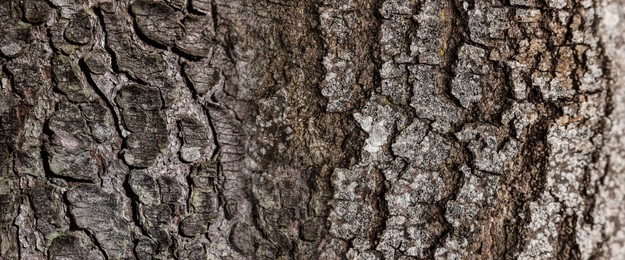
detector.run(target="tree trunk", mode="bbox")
[1,0,624,259]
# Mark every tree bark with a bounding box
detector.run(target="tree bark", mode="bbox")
[1,0,624,259]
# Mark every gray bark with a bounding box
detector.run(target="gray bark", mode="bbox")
[1,0,625,259]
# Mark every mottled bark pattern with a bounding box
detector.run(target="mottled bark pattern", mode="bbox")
[0,0,624,259]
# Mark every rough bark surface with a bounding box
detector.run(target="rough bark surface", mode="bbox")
[0,0,624,259]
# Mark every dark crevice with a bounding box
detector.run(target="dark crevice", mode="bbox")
[172,47,205,61]
[122,174,150,238]
[127,5,169,51]
[210,0,220,35]
[180,61,200,100]
[369,168,388,249]
[558,214,582,259]
[93,5,122,74]
[185,167,196,214]
[77,58,124,139]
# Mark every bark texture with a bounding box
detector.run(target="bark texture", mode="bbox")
[0,0,624,259]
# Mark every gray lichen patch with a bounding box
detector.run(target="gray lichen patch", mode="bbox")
[451,73,484,108]
[353,97,404,158]
[468,5,510,46]
[502,102,538,138]
[328,166,382,250]
[319,1,376,112]
[507,65,529,100]
[410,0,446,65]
[435,164,501,257]
[380,0,415,60]
[534,71,576,101]
[456,44,490,75]
[545,123,597,208]
[450,44,491,108]
[377,201,447,258]
[455,124,518,174]
[389,167,446,205]
[409,64,461,133]
[455,168,500,207]
[393,129,451,170]
[578,48,605,93]
[380,61,411,106]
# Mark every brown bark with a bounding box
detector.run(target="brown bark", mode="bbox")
[1,0,624,259]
